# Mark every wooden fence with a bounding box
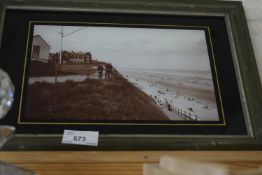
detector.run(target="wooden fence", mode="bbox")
[173,107,198,121]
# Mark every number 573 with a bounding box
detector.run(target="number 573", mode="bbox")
[73,136,86,142]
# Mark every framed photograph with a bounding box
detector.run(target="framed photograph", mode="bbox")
[0,0,261,150]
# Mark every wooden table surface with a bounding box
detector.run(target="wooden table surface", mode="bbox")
[0,151,262,175]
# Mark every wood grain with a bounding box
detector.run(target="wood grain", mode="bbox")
[0,151,262,175]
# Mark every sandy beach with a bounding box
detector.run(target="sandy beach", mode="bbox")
[119,68,220,121]
[157,80,217,107]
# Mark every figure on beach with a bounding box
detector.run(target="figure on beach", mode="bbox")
[97,64,104,80]
[105,63,113,80]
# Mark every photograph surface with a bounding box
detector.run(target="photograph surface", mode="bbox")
[22,24,220,122]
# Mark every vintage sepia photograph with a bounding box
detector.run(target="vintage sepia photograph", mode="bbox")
[23,24,220,122]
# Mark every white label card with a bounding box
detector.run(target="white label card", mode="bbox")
[62,130,99,146]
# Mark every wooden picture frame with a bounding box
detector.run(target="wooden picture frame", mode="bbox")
[0,0,261,150]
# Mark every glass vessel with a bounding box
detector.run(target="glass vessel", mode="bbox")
[0,68,36,175]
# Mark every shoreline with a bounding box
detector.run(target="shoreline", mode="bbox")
[120,69,220,121]
[157,80,217,108]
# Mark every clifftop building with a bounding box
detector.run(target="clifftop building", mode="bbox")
[31,35,51,63]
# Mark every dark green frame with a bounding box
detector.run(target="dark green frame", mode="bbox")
[0,0,262,150]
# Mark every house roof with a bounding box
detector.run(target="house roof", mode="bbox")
[33,35,51,48]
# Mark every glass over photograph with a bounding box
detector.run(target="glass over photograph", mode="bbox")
[22,24,221,122]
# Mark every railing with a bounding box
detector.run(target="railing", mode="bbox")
[157,98,199,121]
[173,107,198,121]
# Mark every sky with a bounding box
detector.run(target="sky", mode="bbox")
[33,24,212,71]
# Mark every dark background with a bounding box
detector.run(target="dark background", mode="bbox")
[0,9,247,135]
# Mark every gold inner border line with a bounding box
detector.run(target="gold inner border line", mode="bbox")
[207,27,226,125]
[18,20,226,126]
